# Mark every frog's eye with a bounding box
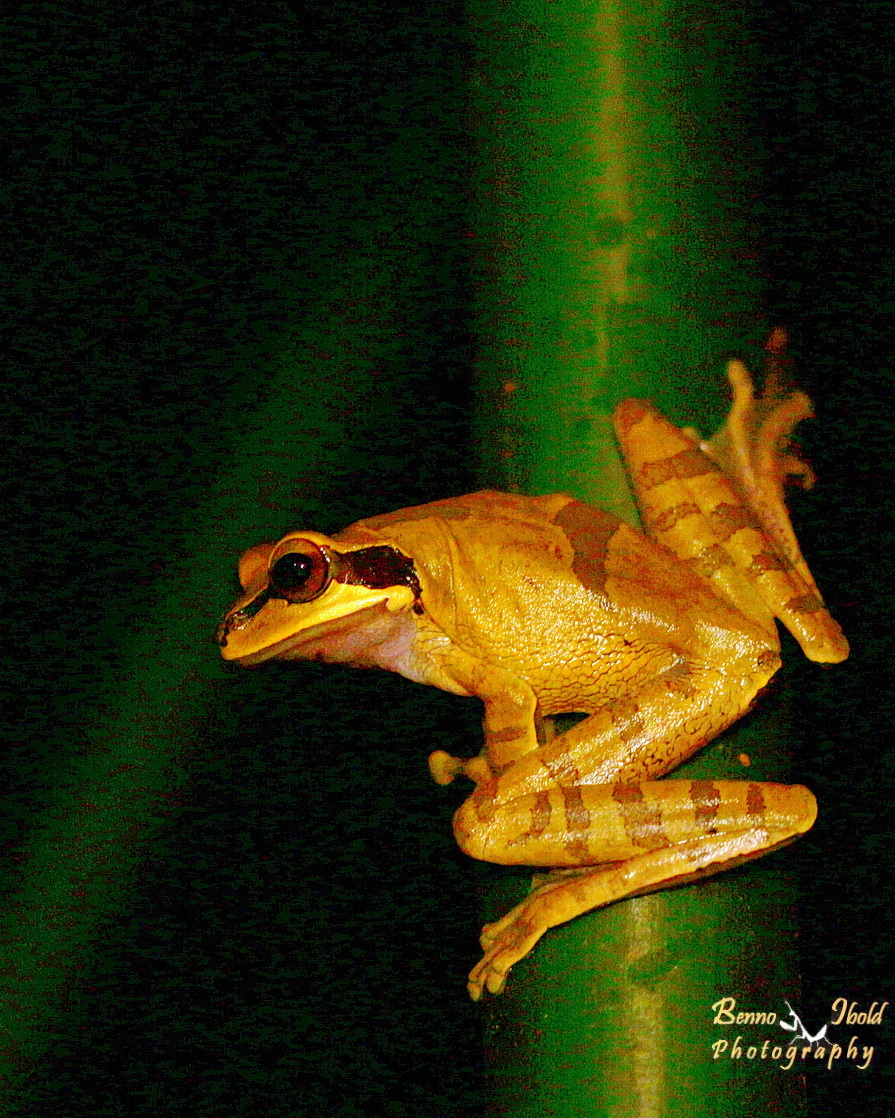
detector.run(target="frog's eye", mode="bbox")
[268,538,333,603]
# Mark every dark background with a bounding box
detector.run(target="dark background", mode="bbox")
[3,1,894,1114]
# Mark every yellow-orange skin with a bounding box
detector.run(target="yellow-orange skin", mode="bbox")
[218,364,848,999]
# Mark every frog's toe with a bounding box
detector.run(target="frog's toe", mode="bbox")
[467,955,509,1001]
[479,919,500,951]
[428,749,466,785]
[430,749,496,786]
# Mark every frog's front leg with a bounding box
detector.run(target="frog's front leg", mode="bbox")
[428,657,543,786]
[464,778,816,999]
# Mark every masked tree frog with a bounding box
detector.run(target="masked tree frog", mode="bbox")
[217,361,848,1000]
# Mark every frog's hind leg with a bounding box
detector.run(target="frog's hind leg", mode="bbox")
[465,777,816,999]
[613,363,848,664]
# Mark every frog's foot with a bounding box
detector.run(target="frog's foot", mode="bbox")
[467,827,788,1000]
[428,749,492,786]
[467,869,608,1000]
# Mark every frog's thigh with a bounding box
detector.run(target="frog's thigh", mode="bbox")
[454,777,816,867]
[534,656,778,791]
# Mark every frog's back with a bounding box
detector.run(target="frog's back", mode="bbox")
[345,489,575,537]
[339,490,770,700]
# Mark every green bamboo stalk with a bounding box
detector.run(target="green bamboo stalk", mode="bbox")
[467,1,807,1114]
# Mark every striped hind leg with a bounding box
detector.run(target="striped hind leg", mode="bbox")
[613,364,848,664]
[465,778,816,999]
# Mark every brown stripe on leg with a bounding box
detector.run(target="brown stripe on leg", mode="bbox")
[690,778,722,834]
[559,784,592,860]
[611,783,672,850]
[746,782,766,818]
[507,788,552,849]
[638,446,723,488]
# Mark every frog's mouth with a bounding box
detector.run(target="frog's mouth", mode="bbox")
[219,614,345,667]
[222,598,417,670]
[216,591,384,661]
